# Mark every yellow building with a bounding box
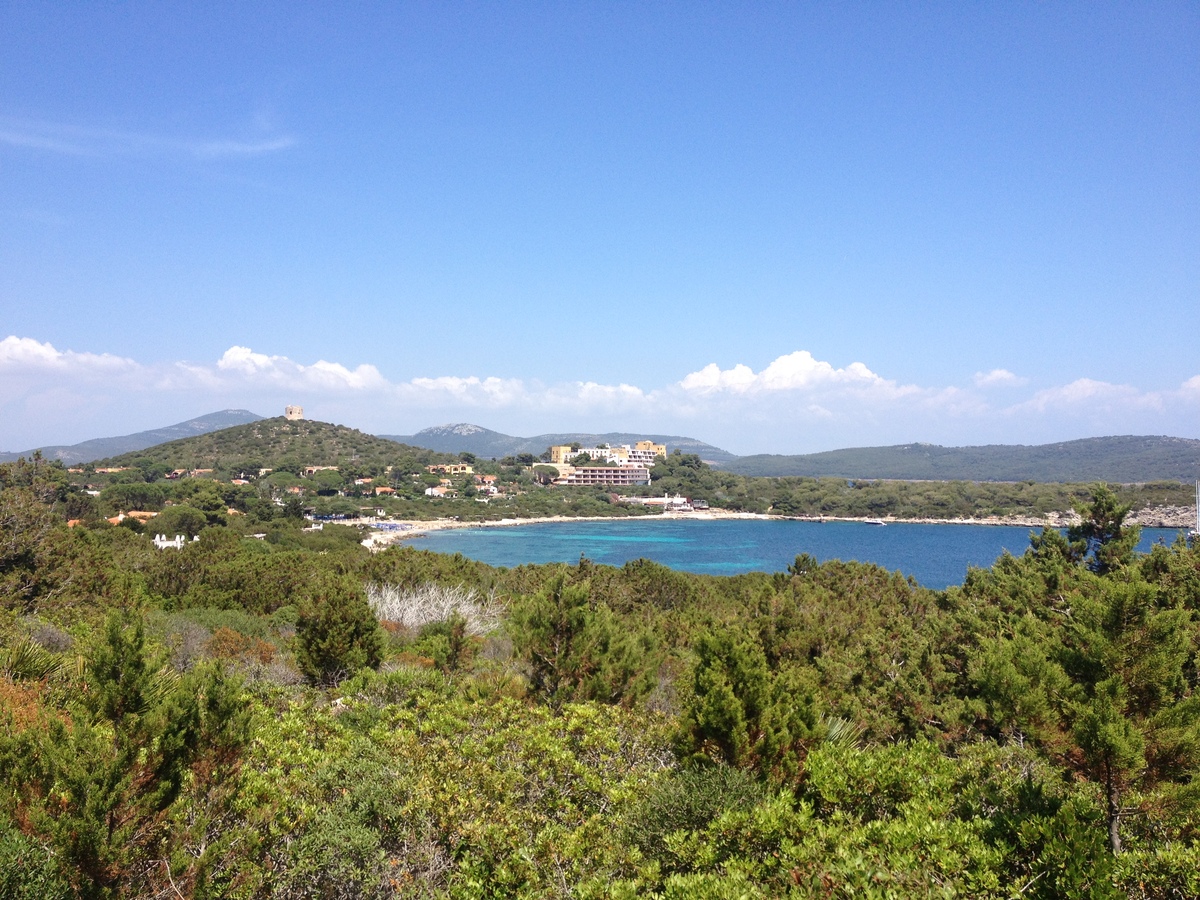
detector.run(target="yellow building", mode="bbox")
[427,463,474,476]
[548,440,666,466]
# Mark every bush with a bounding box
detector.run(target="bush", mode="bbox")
[510,574,657,707]
[0,817,70,900]
[625,764,767,866]
[295,577,384,685]
[675,629,817,783]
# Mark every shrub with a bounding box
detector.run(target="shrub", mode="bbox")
[510,575,657,707]
[625,765,767,866]
[675,629,817,783]
[0,817,70,900]
[295,577,384,685]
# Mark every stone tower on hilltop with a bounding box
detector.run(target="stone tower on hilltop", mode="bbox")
[285,405,304,421]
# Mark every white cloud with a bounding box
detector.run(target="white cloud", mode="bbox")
[678,351,921,403]
[193,137,296,158]
[3,336,1198,454]
[682,351,888,394]
[0,336,138,374]
[216,346,278,375]
[392,376,651,414]
[1014,378,1164,415]
[566,381,648,407]
[680,362,758,393]
[0,127,88,155]
[405,375,527,404]
[759,352,883,390]
[216,346,387,391]
[974,368,1027,388]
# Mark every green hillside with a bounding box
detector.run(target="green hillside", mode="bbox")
[96,417,454,471]
[83,422,1195,526]
[725,435,1200,482]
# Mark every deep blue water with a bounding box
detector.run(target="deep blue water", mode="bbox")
[410,519,1185,590]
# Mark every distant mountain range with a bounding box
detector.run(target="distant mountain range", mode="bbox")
[380,423,740,465]
[0,410,265,465]
[6,411,1198,483]
[723,436,1200,483]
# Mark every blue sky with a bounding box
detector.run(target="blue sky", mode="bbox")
[2,2,1197,455]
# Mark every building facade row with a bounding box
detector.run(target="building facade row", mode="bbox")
[556,466,651,486]
[548,440,667,467]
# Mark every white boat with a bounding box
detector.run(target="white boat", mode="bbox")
[865,518,887,526]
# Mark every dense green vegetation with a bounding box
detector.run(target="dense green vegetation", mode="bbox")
[66,419,654,526]
[67,419,1194,530]
[3,452,1200,898]
[637,451,1194,519]
[93,417,445,475]
[726,435,1200,483]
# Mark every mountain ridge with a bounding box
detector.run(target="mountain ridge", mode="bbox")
[8,412,1198,483]
[380,423,740,464]
[724,435,1200,483]
[0,409,266,465]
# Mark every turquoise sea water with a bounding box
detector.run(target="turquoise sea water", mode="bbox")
[410,519,1185,590]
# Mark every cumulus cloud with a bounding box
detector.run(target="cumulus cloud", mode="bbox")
[1014,378,1165,415]
[216,346,387,391]
[0,336,138,374]
[405,375,528,405]
[762,352,885,390]
[3,336,1197,453]
[974,368,1027,388]
[679,351,924,405]
[680,362,758,393]
[565,381,648,407]
[681,351,890,394]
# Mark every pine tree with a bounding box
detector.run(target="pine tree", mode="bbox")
[0,612,250,897]
[295,576,384,684]
[511,574,654,707]
[1069,483,1140,576]
[1062,577,1198,853]
[676,628,817,783]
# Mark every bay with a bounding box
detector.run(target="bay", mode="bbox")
[409,519,1186,590]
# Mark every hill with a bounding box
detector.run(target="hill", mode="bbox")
[95,417,454,470]
[723,435,1200,483]
[0,409,266,465]
[381,423,739,464]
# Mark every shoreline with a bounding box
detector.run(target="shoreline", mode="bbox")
[360,506,1194,550]
[361,510,767,549]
